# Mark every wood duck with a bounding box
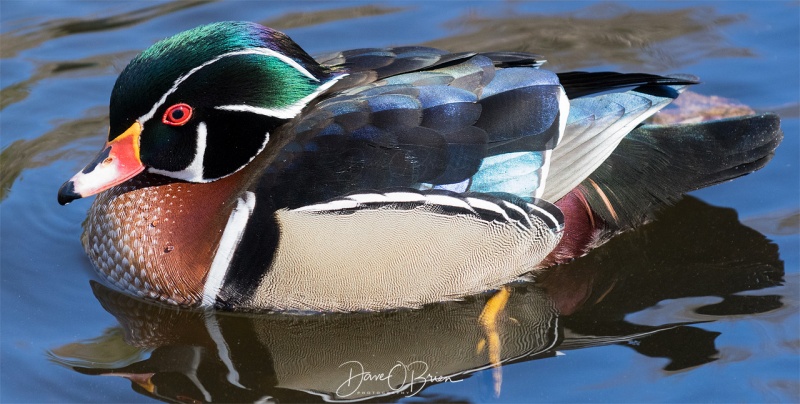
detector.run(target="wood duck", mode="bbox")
[57,21,783,312]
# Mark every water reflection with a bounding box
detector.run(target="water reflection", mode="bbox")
[422,4,754,70]
[0,1,210,58]
[0,109,107,201]
[50,197,783,402]
[262,4,406,31]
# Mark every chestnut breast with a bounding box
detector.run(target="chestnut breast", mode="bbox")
[81,169,251,306]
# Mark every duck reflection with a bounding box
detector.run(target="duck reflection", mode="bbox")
[50,197,783,402]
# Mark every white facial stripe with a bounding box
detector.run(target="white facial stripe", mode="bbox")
[252,47,320,81]
[138,57,344,182]
[139,48,322,125]
[202,191,256,307]
[148,122,208,182]
[150,128,271,182]
[214,74,346,119]
[214,104,300,120]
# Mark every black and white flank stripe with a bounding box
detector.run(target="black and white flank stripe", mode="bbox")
[293,189,564,233]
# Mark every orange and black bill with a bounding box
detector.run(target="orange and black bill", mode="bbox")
[58,122,145,205]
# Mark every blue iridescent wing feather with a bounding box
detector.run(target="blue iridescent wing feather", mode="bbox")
[263,50,561,208]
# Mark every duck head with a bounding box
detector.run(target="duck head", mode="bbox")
[58,21,340,205]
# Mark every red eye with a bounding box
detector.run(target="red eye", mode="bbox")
[162,103,193,126]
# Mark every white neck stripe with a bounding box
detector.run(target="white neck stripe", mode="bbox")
[139,48,320,126]
[202,191,256,307]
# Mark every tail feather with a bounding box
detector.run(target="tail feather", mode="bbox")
[543,113,782,267]
[543,83,691,202]
[580,113,783,231]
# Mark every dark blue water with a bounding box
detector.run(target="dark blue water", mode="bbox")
[1,1,798,402]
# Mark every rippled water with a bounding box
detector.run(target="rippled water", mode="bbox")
[1,1,798,402]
